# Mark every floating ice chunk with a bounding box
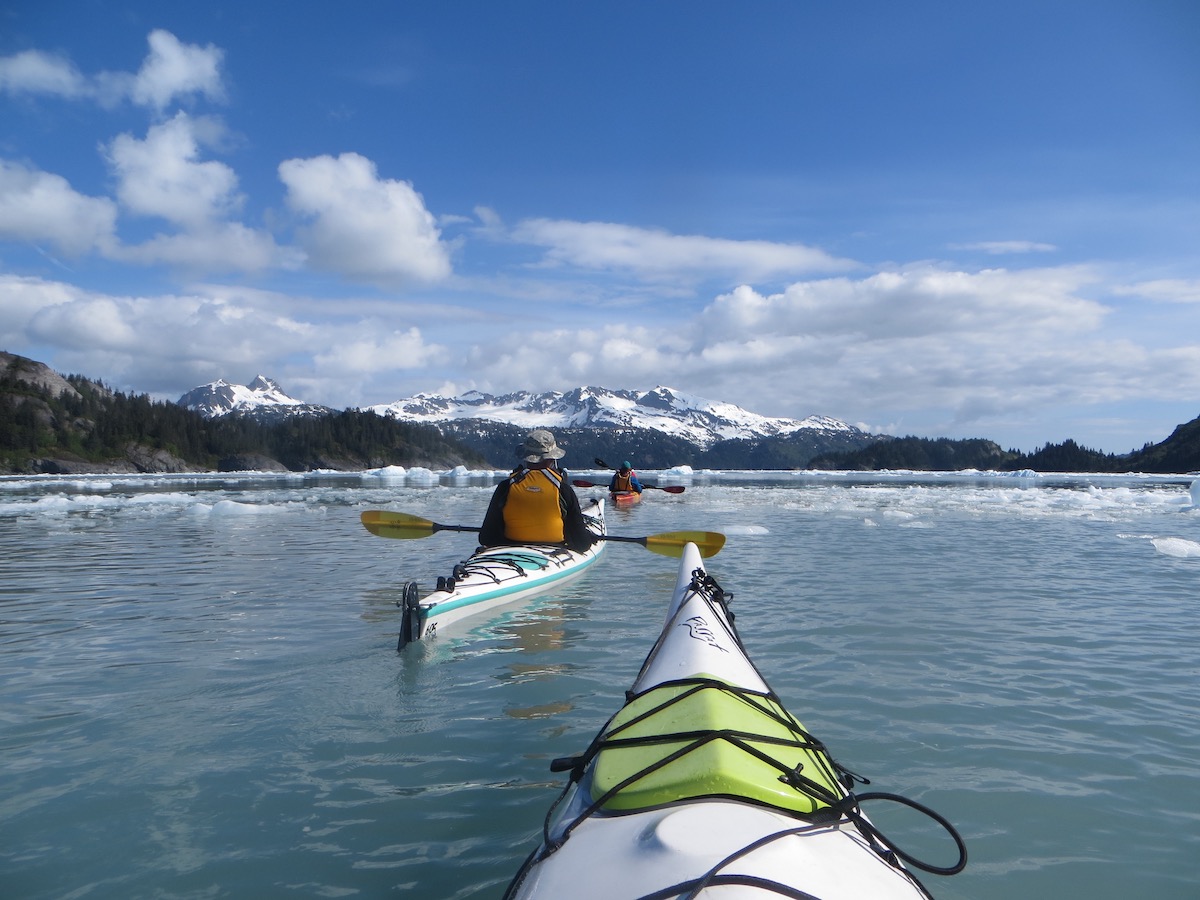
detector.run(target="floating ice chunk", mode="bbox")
[366,465,407,479]
[1190,478,1200,508]
[722,525,769,535]
[1151,537,1200,558]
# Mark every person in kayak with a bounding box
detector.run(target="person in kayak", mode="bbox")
[479,429,598,552]
[609,461,643,495]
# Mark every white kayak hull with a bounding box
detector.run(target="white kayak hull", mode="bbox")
[397,498,605,648]
[503,541,964,898]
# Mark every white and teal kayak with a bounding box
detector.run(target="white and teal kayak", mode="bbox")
[503,541,966,899]
[373,498,606,649]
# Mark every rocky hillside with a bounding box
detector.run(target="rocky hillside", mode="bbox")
[1,352,485,474]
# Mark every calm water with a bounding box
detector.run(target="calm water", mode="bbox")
[2,468,1199,899]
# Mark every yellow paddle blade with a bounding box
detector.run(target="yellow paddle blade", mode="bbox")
[640,530,726,558]
[361,510,438,539]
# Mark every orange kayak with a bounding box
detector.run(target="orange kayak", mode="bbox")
[610,490,642,508]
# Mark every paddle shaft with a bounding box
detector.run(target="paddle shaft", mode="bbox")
[360,510,723,557]
[573,479,685,494]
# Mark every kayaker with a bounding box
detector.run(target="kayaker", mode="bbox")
[609,461,643,495]
[479,429,598,552]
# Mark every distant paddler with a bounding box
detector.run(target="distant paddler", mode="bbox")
[608,460,644,497]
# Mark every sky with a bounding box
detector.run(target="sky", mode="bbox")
[1,1,1198,454]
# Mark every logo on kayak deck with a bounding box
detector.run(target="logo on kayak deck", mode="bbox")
[680,616,727,652]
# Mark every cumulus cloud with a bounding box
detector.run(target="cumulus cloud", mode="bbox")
[696,266,1104,344]
[279,152,452,285]
[29,295,142,351]
[105,113,241,228]
[0,274,447,403]
[0,50,88,98]
[315,328,446,373]
[680,266,1114,411]
[0,160,118,255]
[464,322,688,391]
[455,263,1200,437]
[130,30,225,111]
[510,219,856,281]
[0,139,289,273]
[0,274,77,346]
[94,114,296,272]
[0,30,223,110]
[678,266,1200,429]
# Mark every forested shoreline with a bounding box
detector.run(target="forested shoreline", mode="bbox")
[4,351,1199,475]
[1,368,485,474]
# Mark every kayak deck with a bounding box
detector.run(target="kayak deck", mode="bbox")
[503,542,965,899]
[590,678,844,815]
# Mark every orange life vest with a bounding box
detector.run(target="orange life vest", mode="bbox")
[502,467,566,543]
[612,471,636,492]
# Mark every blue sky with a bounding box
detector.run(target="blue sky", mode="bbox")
[2,1,1198,454]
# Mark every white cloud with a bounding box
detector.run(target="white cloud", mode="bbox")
[1114,279,1200,304]
[0,30,223,110]
[279,152,452,285]
[696,266,1104,344]
[315,328,446,373]
[510,219,857,281]
[0,50,88,98]
[951,240,1058,255]
[29,296,141,351]
[0,160,118,255]
[95,114,296,272]
[455,264,1196,437]
[0,274,446,404]
[113,223,300,273]
[105,113,241,228]
[131,30,225,111]
[0,274,77,347]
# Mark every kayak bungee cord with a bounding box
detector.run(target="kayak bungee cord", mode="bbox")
[503,566,966,899]
[426,544,581,593]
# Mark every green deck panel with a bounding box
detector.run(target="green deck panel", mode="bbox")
[590,678,844,815]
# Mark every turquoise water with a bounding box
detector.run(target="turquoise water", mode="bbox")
[2,469,1199,898]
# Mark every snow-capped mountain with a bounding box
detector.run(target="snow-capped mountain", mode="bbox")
[365,386,861,449]
[177,376,335,420]
[175,378,880,466]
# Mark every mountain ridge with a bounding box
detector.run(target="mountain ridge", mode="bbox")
[176,377,882,466]
[177,376,336,421]
[7,352,1200,473]
[179,378,867,447]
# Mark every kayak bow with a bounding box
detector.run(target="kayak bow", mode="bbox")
[503,542,966,899]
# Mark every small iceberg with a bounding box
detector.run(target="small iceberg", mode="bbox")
[365,465,407,480]
[1151,537,1200,558]
[661,465,695,477]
